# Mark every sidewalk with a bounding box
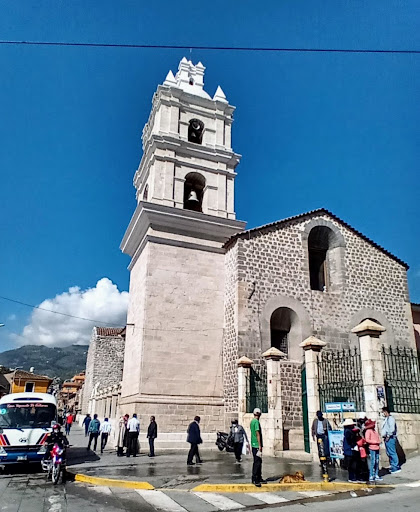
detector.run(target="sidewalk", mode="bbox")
[66,425,419,491]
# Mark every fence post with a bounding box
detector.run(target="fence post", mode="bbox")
[237,356,253,426]
[299,336,327,460]
[351,319,386,425]
[262,347,286,456]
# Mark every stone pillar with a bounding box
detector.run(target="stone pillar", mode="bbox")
[262,347,286,456]
[299,336,327,460]
[351,319,386,424]
[237,356,253,426]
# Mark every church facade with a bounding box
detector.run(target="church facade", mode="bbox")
[110,59,417,453]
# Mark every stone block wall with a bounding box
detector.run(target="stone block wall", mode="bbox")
[280,361,303,431]
[223,211,414,436]
[82,328,125,414]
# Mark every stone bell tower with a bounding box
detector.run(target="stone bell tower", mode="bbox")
[119,59,245,433]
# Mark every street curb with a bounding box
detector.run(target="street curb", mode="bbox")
[191,481,393,493]
[68,470,393,492]
[72,473,154,490]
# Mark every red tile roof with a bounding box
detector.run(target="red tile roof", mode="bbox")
[95,326,126,337]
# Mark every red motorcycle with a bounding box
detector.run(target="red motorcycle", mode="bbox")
[42,443,65,484]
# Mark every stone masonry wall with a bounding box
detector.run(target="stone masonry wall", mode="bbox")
[280,361,303,430]
[82,329,125,414]
[223,212,413,425]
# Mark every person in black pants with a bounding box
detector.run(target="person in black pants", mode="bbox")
[187,416,203,465]
[147,416,158,457]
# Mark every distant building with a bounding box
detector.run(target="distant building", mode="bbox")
[4,369,52,394]
[82,327,125,417]
[58,371,85,414]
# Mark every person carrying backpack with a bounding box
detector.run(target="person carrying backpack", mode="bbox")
[364,419,383,482]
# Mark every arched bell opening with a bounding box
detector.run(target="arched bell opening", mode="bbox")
[188,118,204,145]
[183,172,206,212]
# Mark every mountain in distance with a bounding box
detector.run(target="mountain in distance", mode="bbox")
[0,344,89,382]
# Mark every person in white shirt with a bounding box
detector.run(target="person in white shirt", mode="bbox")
[126,413,140,457]
[100,418,112,454]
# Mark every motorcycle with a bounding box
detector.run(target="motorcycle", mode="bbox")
[215,431,234,452]
[41,443,66,484]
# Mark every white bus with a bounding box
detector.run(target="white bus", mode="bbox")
[0,392,57,464]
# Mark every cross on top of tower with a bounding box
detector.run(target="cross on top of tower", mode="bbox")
[163,57,227,102]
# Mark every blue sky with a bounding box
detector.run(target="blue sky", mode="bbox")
[0,1,419,351]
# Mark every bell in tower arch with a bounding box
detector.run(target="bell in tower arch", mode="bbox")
[188,118,204,145]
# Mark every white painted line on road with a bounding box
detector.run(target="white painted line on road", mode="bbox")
[404,480,420,488]
[247,492,289,504]
[194,492,245,510]
[299,490,332,498]
[47,495,63,512]
[136,490,187,512]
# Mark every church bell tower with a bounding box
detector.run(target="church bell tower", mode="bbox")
[119,59,245,433]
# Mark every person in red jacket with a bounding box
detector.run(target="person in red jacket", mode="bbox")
[65,413,73,435]
[364,419,383,482]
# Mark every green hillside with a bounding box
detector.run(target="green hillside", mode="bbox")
[0,345,89,382]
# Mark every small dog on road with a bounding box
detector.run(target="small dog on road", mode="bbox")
[279,471,305,483]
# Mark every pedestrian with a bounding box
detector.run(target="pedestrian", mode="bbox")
[311,410,331,461]
[382,407,401,474]
[342,418,358,482]
[82,414,91,437]
[186,416,203,465]
[87,413,101,452]
[147,416,158,457]
[100,418,112,454]
[116,414,129,456]
[229,419,248,463]
[250,408,266,487]
[126,413,140,457]
[364,419,382,482]
[65,412,73,435]
[354,423,369,482]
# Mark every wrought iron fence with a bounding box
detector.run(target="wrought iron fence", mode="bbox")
[382,346,420,414]
[318,348,365,411]
[246,364,268,413]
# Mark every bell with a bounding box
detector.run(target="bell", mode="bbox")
[187,190,199,203]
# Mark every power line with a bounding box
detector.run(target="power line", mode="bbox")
[0,295,122,326]
[0,40,419,54]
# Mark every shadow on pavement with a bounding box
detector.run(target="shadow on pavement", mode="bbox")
[68,447,101,466]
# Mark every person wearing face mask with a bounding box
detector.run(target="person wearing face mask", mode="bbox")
[311,410,332,461]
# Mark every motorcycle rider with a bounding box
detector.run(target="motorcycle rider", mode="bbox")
[43,423,69,477]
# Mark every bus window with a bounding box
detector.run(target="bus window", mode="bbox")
[0,402,56,429]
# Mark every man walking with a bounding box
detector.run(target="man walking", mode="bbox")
[187,416,203,465]
[147,416,158,457]
[82,414,91,437]
[100,417,112,454]
[87,414,101,452]
[250,408,266,487]
[229,419,248,463]
[65,413,73,435]
[126,413,140,457]
[311,410,332,460]
[382,407,401,474]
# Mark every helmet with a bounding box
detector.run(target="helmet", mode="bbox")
[52,423,61,431]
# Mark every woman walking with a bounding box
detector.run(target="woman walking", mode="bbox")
[364,419,383,482]
[229,419,249,463]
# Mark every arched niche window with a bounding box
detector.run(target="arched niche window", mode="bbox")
[143,184,149,201]
[188,118,204,145]
[183,172,205,212]
[270,307,299,356]
[308,226,333,291]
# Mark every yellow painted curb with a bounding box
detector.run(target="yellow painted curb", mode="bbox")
[74,473,154,490]
[192,481,393,493]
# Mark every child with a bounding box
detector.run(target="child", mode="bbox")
[364,419,383,482]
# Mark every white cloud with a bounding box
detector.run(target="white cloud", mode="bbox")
[13,278,128,347]
[7,314,17,321]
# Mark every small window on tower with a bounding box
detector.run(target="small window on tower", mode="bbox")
[188,119,204,145]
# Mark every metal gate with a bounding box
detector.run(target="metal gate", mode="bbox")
[318,348,365,411]
[246,364,268,413]
[301,364,310,453]
[382,346,420,414]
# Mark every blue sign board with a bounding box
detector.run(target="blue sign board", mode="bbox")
[325,402,356,413]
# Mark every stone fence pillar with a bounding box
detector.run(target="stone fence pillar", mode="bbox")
[299,336,327,460]
[237,356,253,426]
[263,347,286,456]
[351,319,386,425]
